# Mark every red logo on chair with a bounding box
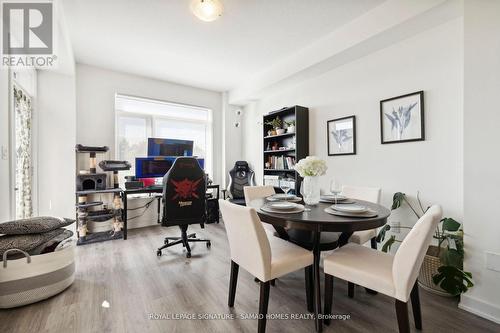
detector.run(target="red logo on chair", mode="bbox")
[171,178,202,200]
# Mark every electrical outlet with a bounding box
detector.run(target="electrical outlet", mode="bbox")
[486,252,500,272]
[1,146,7,160]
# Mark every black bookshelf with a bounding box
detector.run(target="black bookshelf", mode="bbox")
[263,106,309,194]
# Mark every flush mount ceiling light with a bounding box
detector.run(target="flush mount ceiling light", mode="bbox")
[190,0,223,22]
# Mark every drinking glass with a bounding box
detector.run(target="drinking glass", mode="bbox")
[330,179,342,205]
[280,178,291,199]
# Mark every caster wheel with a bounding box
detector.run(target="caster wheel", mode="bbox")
[164,239,169,245]
[186,252,191,258]
[206,242,211,248]
[157,250,162,257]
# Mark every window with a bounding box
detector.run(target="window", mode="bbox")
[115,94,213,179]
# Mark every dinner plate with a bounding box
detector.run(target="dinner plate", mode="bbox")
[261,204,305,214]
[324,207,378,218]
[266,195,302,203]
[331,204,367,213]
[270,193,297,200]
[268,202,298,210]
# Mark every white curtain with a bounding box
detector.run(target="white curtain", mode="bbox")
[14,86,33,219]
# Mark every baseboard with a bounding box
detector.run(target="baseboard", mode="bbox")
[459,295,500,324]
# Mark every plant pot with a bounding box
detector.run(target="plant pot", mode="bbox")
[270,129,277,136]
[302,176,320,205]
[276,128,286,135]
[418,245,453,297]
[287,126,295,133]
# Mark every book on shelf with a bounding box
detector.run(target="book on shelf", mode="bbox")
[266,155,296,170]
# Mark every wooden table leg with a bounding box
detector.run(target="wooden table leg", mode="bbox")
[313,230,322,333]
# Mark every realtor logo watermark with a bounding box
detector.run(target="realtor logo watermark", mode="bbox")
[1,1,57,68]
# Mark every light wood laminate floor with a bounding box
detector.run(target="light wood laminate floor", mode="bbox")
[1,223,498,333]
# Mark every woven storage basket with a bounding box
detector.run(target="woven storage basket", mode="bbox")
[0,240,75,308]
[418,245,451,297]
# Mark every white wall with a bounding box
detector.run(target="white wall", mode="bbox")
[460,0,500,323]
[36,71,76,218]
[0,69,10,222]
[75,64,223,184]
[243,18,464,227]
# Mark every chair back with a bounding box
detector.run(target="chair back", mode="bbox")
[244,186,275,206]
[341,185,381,203]
[219,200,271,281]
[392,205,442,301]
[162,157,206,226]
[228,161,255,199]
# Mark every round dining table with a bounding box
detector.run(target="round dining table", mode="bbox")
[249,198,391,333]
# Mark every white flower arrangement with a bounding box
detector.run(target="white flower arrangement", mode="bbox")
[294,156,328,177]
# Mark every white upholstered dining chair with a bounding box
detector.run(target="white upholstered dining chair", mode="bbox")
[342,185,381,296]
[219,199,314,333]
[342,185,381,249]
[323,205,442,333]
[244,185,276,234]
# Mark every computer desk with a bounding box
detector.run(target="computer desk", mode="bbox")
[122,184,220,239]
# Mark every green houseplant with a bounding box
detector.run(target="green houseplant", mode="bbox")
[377,192,473,296]
[265,117,283,135]
[285,120,296,133]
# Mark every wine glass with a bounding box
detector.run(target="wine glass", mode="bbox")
[330,179,342,205]
[279,177,291,200]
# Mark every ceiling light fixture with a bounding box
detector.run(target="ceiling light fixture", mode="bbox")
[190,0,223,22]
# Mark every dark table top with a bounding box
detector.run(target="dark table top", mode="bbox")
[249,198,391,233]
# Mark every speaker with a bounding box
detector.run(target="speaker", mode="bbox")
[76,173,107,191]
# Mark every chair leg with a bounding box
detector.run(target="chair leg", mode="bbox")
[305,265,314,312]
[228,261,239,307]
[348,282,354,298]
[258,281,271,333]
[410,281,422,330]
[370,237,377,250]
[324,274,333,326]
[395,300,410,333]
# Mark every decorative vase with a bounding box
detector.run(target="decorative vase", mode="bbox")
[302,176,320,205]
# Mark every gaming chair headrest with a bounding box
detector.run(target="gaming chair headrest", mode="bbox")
[234,161,249,171]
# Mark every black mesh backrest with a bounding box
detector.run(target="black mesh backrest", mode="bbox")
[228,161,254,199]
[162,157,206,226]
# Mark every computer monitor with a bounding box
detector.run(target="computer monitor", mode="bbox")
[147,138,194,157]
[135,157,204,179]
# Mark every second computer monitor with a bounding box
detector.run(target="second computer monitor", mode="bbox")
[147,138,194,157]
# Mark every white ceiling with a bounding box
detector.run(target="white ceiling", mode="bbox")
[63,0,385,92]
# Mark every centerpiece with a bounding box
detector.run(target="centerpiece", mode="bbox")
[294,156,327,205]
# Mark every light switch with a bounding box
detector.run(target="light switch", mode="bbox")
[486,252,500,272]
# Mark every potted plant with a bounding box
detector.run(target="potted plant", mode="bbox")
[377,192,473,297]
[265,116,284,135]
[285,120,296,133]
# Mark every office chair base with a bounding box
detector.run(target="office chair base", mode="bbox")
[157,230,211,258]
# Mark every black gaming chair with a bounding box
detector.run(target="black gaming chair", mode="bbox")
[227,161,256,205]
[157,157,211,258]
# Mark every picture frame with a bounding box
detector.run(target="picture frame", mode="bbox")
[380,91,425,144]
[327,115,356,156]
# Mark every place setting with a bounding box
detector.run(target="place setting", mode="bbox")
[324,203,378,218]
[261,201,306,214]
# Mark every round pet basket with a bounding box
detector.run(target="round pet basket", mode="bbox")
[418,246,452,297]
